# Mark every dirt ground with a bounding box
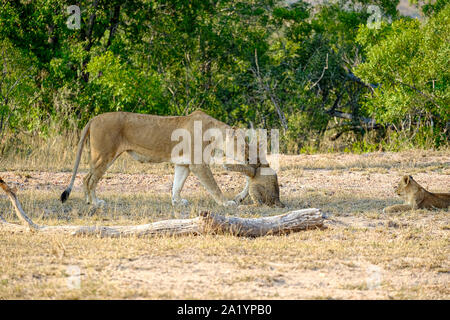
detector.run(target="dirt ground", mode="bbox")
[0,151,448,299]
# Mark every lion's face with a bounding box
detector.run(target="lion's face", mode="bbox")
[395,175,420,199]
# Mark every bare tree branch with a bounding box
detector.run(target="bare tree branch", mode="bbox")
[345,70,379,91]
[310,53,328,89]
[106,4,121,49]
[394,78,441,109]
[253,49,288,130]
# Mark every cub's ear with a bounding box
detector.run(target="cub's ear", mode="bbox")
[402,175,410,184]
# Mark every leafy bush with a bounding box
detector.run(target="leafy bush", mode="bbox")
[355,4,450,148]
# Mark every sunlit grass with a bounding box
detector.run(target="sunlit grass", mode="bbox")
[0,149,448,299]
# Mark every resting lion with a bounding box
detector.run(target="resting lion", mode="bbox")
[383,175,450,213]
[60,111,283,207]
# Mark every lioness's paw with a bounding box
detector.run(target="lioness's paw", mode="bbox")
[223,200,237,207]
[172,198,189,206]
[93,199,106,207]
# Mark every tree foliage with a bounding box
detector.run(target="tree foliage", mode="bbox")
[355,3,449,146]
[0,0,447,151]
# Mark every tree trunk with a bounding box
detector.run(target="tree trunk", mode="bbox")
[106,5,121,49]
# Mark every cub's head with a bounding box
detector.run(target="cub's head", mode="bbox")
[395,175,420,199]
[223,127,284,207]
[224,162,284,208]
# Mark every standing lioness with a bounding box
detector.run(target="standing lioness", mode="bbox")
[61,111,283,207]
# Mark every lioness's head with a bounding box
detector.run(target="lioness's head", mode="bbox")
[395,175,421,199]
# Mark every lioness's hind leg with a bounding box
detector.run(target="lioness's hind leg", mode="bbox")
[172,165,190,206]
[83,172,93,203]
[85,154,116,206]
[84,167,108,206]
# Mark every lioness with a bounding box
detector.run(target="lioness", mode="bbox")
[383,175,450,213]
[60,111,283,207]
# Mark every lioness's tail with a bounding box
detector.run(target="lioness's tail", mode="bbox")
[60,120,92,203]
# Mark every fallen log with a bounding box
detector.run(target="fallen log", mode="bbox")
[0,177,325,237]
[200,209,325,237]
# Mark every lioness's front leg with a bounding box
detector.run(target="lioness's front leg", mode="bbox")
[234,176,249,204]
[383,204,412,213]
[172,165,190,206]
[189,164,236,206]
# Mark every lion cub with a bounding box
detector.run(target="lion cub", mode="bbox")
[383,175,450,213]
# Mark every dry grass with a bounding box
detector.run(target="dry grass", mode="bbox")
[0,149,449,299]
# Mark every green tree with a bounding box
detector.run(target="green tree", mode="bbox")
[355,3,450,146]
[0,40,37,145]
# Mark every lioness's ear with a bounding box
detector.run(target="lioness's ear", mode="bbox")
[403,175,410,184]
